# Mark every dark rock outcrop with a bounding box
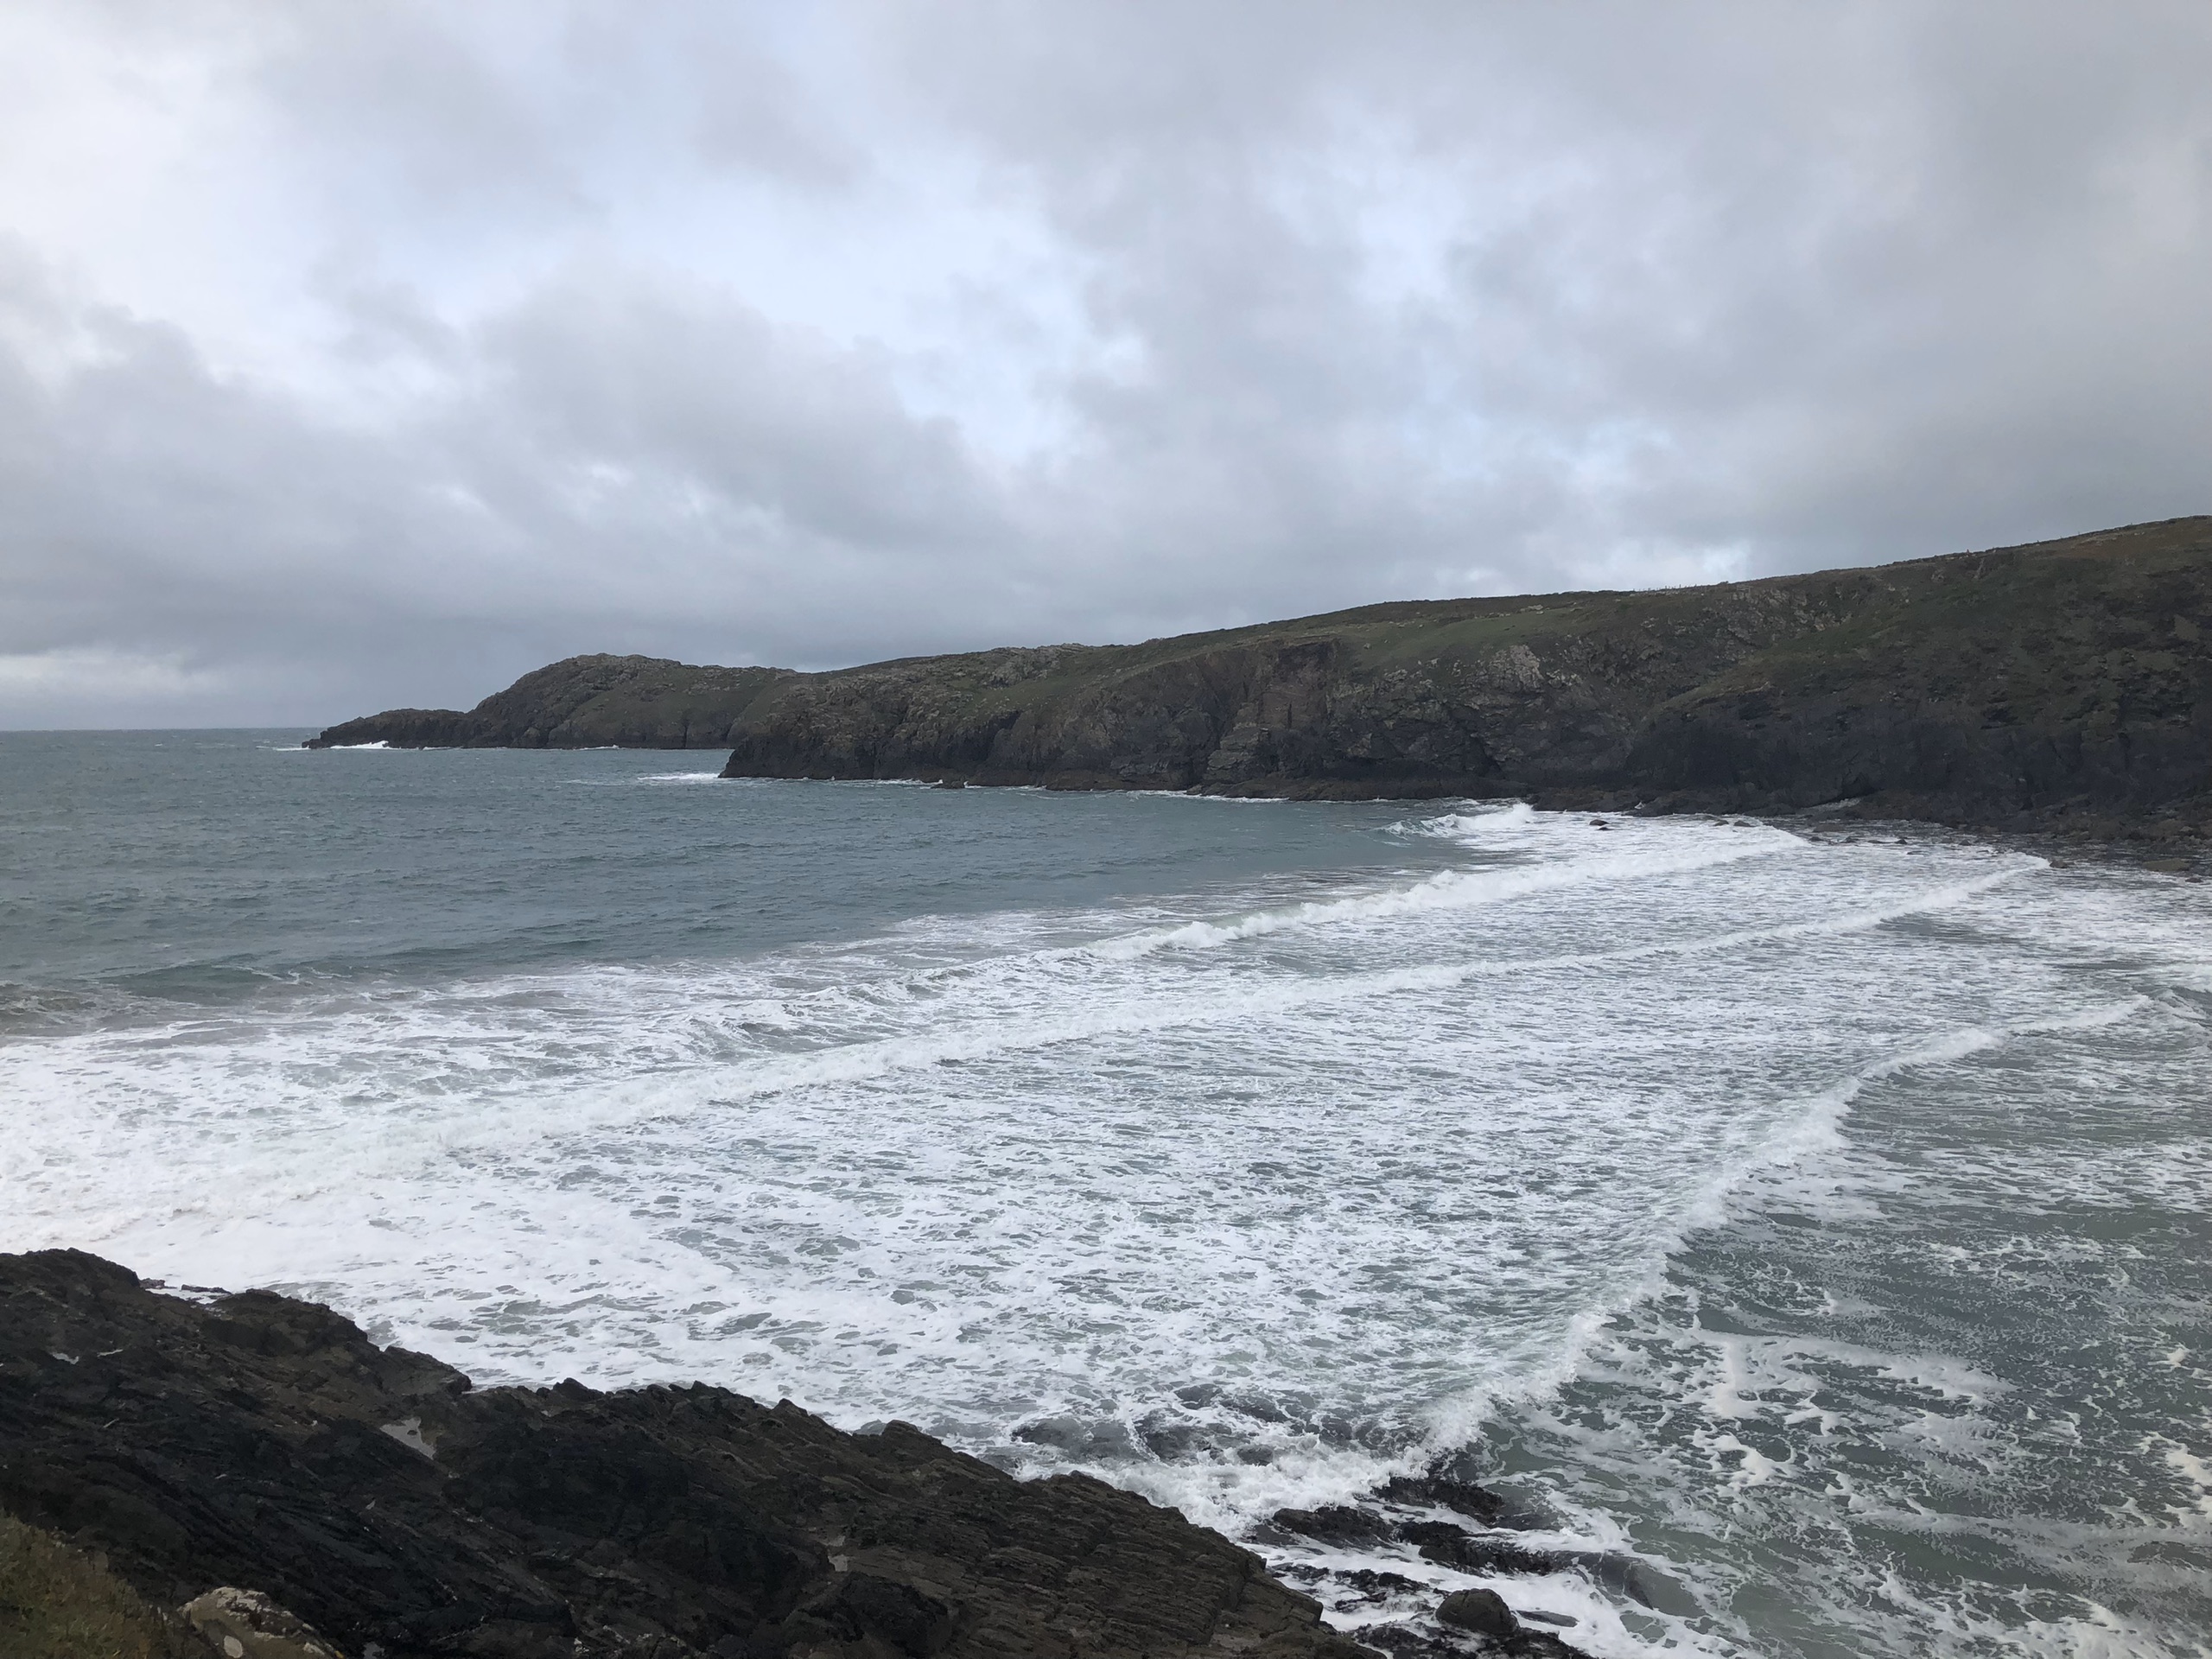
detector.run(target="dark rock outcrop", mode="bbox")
[1434,1589,1516,1637]
[308,657,791,750]
[0,1250,1371,1659]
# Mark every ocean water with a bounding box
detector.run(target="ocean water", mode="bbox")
[2,730,2206,1659]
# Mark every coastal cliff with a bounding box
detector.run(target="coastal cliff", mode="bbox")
[309,518,2212,833]
[307,656,791,750]
[712,518,2212,826]
[2,1250,1408,1659]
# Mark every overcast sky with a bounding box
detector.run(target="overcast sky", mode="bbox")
[3,1,2208,727]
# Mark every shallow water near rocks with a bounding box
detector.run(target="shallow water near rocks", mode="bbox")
[3,731,2206,1659]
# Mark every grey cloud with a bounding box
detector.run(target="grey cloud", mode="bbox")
[0,243,1034,724]
[1,1,2208,726]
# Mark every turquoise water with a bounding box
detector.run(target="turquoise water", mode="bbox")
[3,731,2206,1658]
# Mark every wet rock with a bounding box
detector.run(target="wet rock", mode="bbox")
[1395,1522,1563,1577]
[1373,1474,1528,1528]
[1588,1554,1700,1617]
[1273,1506,1396,1546]
[1355,1620,1586,1658]
[1435,1587,1516,1636]
[1322,1568,1427,1605]
[1,1249,1370,1659]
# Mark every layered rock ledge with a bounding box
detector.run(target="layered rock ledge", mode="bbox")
[0,1249,1380,1659]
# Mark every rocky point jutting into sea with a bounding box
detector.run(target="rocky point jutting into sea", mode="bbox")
[309,518,2212,848]
[0,1249,1586,1659]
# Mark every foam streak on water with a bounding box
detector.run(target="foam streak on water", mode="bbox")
[2,734,2207,1659]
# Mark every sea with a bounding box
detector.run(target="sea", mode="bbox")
[2,731,2207,1659]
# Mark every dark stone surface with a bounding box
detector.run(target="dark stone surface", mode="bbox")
[0,1250,1372,1659]
[1397,1523,1564,1579]
[1370,1478,1528,1529]
[1272,1508,1397,1548]
[1434,1589,1515,1637]
[1352,1621,1584,1659]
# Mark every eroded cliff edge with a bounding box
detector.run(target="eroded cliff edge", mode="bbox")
[1,1249,1394,1659]
[311,518,2212,833]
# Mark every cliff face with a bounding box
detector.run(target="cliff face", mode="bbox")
[306,656,791,750]
[718,518,2212,823]
[714,579,1896,797]
[1627,520,2212,818]
[306,518,2212,828]
[0,1250,1373,1659]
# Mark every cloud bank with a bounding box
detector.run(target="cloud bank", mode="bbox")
[2,0,2207,726]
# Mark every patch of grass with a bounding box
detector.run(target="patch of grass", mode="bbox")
[0,1514,192,1659]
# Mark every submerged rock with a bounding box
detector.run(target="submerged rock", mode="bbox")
[0,1249,1370,1659]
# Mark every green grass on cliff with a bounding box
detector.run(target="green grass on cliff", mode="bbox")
[0,1516,191,1659]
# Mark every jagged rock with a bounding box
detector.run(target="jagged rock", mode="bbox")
[0,1250,1371,1659]
[180,1587,340,1659]
[1272,1508,1395,1547]
[1370,1476,1526,1528]
[1434,1589,1516,1637]
[1396,1523,1563,1578]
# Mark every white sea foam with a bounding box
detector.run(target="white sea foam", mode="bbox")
[6,803,2209,1658]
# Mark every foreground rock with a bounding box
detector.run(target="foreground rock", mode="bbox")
[181,1587,342,1659]
[0,1250,1371,1659]
[308,519,2212,844]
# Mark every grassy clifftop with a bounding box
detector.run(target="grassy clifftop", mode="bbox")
[0,1516,191,1659]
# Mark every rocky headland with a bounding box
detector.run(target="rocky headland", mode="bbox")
[308,518,2212,854]
[307,658,792,752]
[1,1251,1595,1659]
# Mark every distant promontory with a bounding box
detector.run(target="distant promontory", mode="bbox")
[311,517,2212,837]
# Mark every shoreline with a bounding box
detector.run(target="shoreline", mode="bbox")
[704,761,2212,880]
[2,1249,1593,1659]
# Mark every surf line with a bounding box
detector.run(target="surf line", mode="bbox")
[1367,988,2155,1513]
[359,860,2050,1164]
[48,861,2050,1187]
[1089,833,1803,961]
